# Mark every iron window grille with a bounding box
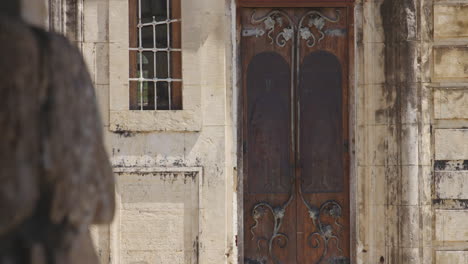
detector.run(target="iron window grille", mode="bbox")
[129,0,182,110]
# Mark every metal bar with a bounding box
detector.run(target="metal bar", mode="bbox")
[138,0,143,110]
[139,82,143,110]
[130,78,182,82]
[129,0,182,110]
[130,48,182,52]
[139,19,181,27]
[153,16,157,109]
[167,0,172,110]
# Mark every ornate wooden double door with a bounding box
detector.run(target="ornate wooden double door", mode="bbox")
[242,7,350,264]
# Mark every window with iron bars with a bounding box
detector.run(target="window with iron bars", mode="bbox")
[129,0,182,110]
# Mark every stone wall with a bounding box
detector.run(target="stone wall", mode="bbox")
[41,0,468,263]
[81,0,235,263]
[354,0,468,263]
[432,2,468,263]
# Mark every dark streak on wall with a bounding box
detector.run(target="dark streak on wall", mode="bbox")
[434,160,468,171]
[381,0,422,262]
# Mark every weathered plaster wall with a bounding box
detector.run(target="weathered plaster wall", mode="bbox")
[355,0,468,263]
[432,1,468,263]
[354,0,432,263]
[79,0,235,263]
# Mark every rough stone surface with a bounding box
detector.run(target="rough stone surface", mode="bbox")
[115,169,199,264]
[0,15,114,264]
[95,0,232,263]
[432,1,468,259]
[45,0,468,263]
[109,110,202,132]
[434,47,468,80]
[435,171,468,199]
[434,4,468,39]
[434,88,468,119]
[435,210,468,242]
[375,0,431,263]
[435,129,468,160]
[436,251,468,263]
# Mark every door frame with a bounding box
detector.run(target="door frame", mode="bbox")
[234,1,356,263]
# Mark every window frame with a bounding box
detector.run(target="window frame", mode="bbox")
[128,0,183,111]
[108,0,201,132]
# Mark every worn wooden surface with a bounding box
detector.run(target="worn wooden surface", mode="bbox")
[241,7,350,263]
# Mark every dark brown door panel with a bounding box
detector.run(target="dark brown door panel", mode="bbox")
[242,7,350,264]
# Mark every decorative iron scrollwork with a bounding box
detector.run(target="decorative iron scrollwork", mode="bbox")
[245,9,341,48]
[297,10,341,48]
[250,10,295,47]
[300,187,346,264]
[250,193,294,264]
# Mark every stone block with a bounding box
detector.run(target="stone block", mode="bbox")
[203,85,226,126]
[435,171,468,199]
[436,251,468,263]
[363,1,385,43]
[420,206,433,247]
[435,210,468,241]
[399,206,420,248]
[401,248,421,264]
[368,205,386,247]
[362,84,396,125]
[363,42,385,85]
[420,165,432,204]
[109,109,202,132]
[434,88,468,120]
[434,4,468,39]
[95,84,109,126]
[113,168,200,263]
[83,0,109,42]
[182,51,202,87]
[401,166,419,206]
[434,129,468,160]
[434,47,468,80]
[385,206,399,247]
[368,125,391,166]
[90,225,110,264]
[370,166,386,206]
[81,42,96,84]
[95,43,109,85]
[400,83,420,124]
[401,124,419,165]
[108,0,129,44]
[108,43,129,111]
[420,125,432,166]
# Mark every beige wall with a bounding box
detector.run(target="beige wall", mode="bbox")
[82,0,234,263]
[354,0,468,263]
[432,2,468,263]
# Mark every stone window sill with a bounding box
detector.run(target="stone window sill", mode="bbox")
[109,110,201,132]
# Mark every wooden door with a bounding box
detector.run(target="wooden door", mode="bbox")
[242,7,350,264]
